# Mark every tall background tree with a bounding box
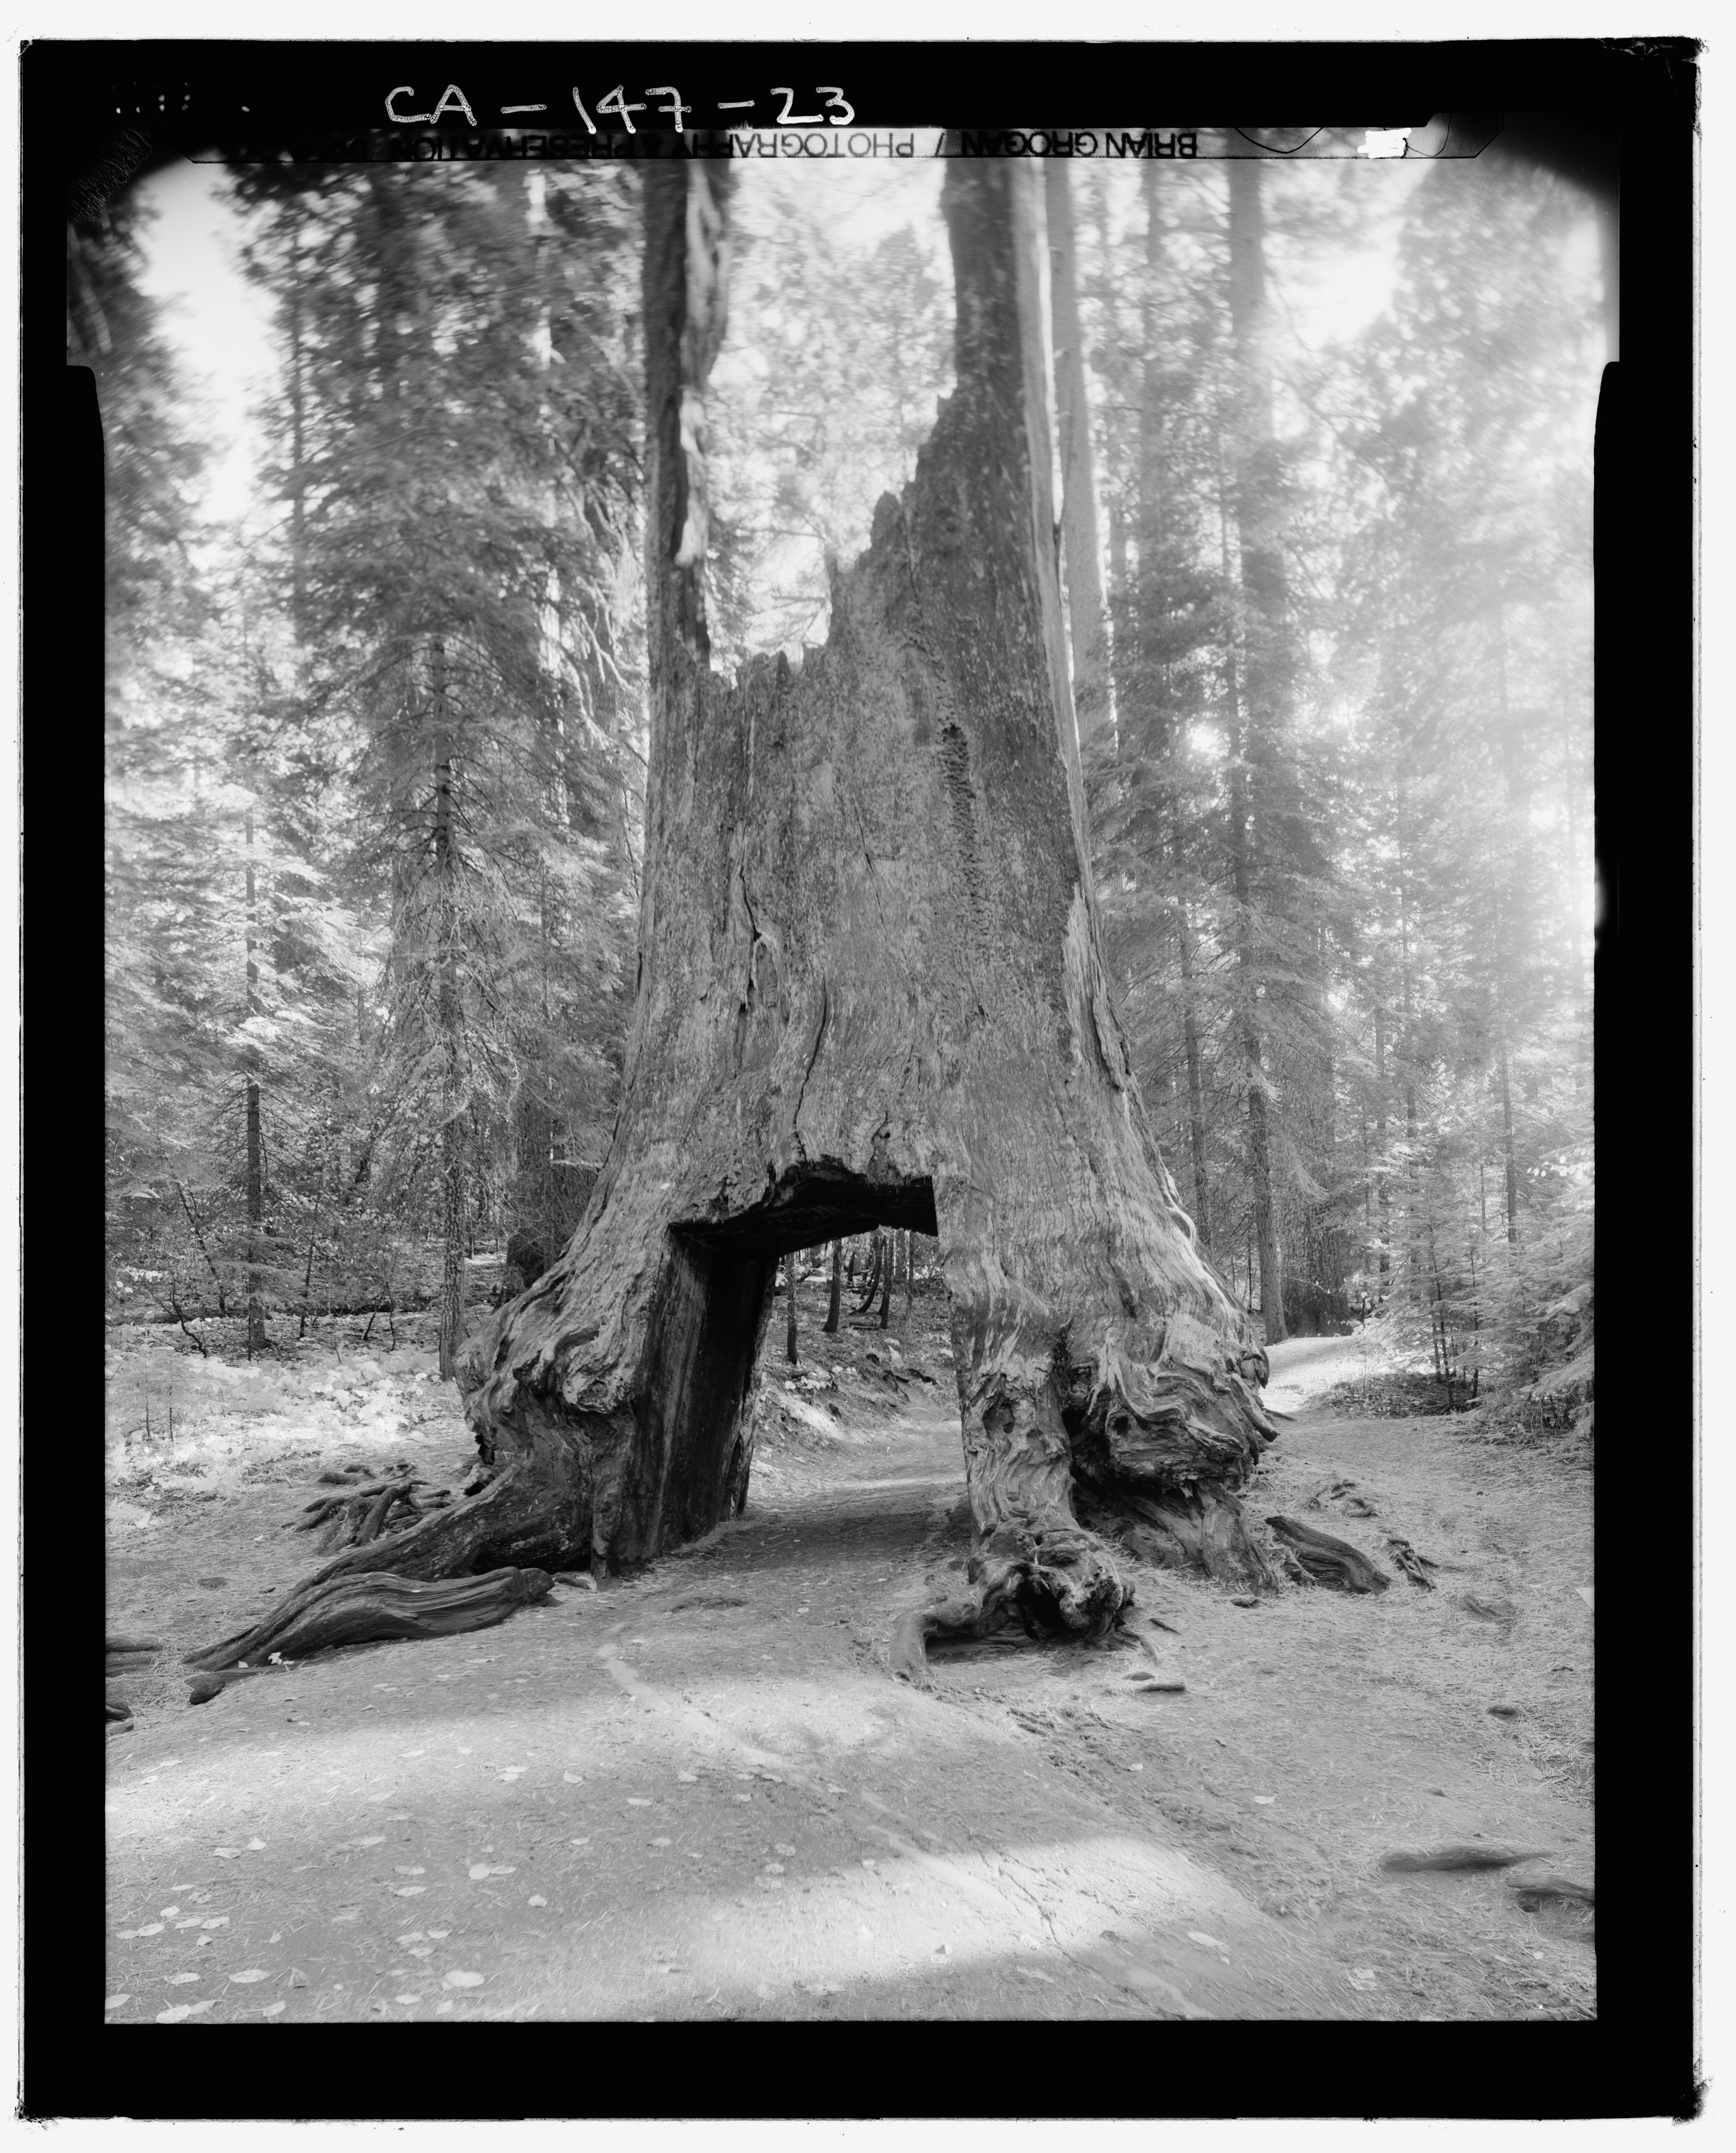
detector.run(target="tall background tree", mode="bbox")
[1070,144,1595,1417]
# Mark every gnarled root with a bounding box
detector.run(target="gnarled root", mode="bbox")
[304,1458,590,1589]
[891,1519,1132,1683]
[1266,1513,1390,1593]
[184,1565,553,1672]
[1077,1478,1278,1591]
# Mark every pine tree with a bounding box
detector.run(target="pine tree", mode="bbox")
[230,162,643,1371]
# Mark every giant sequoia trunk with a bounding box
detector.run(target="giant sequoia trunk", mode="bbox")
[313,159,1278,1643]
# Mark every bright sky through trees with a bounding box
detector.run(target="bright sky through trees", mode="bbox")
[133,151,1442,562]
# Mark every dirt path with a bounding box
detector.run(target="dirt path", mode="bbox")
[105,1326,1594,2024]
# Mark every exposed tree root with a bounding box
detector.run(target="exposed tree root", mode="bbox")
[183,1564,552,1671]
[304,1453,592,1588]
[1266,1513,1391,1593]
[891,1519,1131,1684]
[1080,1479,1277,1589]
[294,1469,455,1552]
[1384,1534,1439,1588]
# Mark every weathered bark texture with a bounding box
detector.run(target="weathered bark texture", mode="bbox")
[1266,1513,1390,1593]
[293,1467,454,1551]
[303,159,1276,1649]
[183,1565,552,1671]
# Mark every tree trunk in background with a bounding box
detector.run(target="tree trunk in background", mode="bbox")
[1499,1045,1520,1246]
[1175,879,1212,1251]
[1373,997,1391,1282]
[878,1234,892,1329]
[1226,158,1300,1348]
[1227,740,1285,1346]
[286,202,309,646]
[823,1237,843,1333]
[1137,174,1213,1255]
[243,805,267,1358]
[855,1230,885,1315]
[314,159,1275,1635]
[1397,835,1421,1305]
[1044,162,1113,759]
[432,636,466,1380]
[1216,452,1284,1347]
[784,1251,800,1363]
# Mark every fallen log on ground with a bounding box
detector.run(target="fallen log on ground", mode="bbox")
[1380,1842,1555,1873]
[1266,1514,1391,1593]
[184,1566,554,1672]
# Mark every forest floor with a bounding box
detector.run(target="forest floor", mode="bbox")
[104,1287,1594,2024]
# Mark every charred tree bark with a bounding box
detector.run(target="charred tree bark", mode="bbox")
[298,160,1276,1651]
[823,1237,843,1333]
[784,1250,800,1363]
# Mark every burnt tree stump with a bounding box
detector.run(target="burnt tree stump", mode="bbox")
[221,162,1282,1683]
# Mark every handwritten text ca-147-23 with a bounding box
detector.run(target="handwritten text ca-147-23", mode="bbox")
[385,84,857,133]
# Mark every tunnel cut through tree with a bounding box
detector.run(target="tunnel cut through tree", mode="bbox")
[301,154,1280,1662]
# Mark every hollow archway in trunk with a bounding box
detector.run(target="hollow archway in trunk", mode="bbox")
[303,159,1280,1662]
[641,1166,944,1547]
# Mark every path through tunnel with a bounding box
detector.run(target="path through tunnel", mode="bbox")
[657,1166,950,1551]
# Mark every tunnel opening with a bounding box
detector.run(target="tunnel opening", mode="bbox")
[639,1163,948,1550]
[672,1158,939,1262]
